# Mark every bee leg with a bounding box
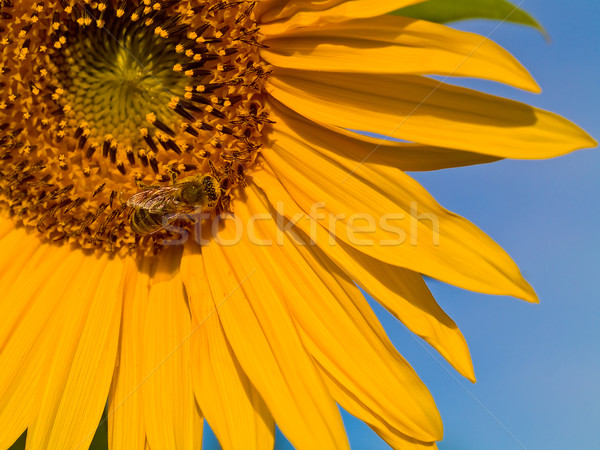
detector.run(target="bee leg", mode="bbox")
[135,180,160,189]
[169,170,178,186]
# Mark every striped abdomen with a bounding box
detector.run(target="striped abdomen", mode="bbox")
[130,208,170,236]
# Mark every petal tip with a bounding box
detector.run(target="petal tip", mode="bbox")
[519,284,539,304]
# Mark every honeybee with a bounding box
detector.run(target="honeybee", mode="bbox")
[127,174,221,236]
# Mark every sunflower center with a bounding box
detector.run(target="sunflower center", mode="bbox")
[54,21,188,143]
[0,0,271,255]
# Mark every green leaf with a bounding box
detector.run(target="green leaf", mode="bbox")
[392,0,545,34]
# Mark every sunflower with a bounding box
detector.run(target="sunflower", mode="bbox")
[0,0,595,449]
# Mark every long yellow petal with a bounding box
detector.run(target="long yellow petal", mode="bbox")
[261,0,423,30]
[0,227,40,288]
[0,307,59,449]
[0,217,15,240]
[321,371,437,449]
[181,244,275,450]
[201,217,349,449]
[266,70,596,158]
[44,257,124,449]
[0,243,82,401]
[141,247,202,450]
[252,166,475,381]
[269,97,499,171]
[108,257,154,450]
[0,231,56,350]
[241,182,442,441]
[262,15,538,92]
[26,253,111,450]
[261,123,539,302]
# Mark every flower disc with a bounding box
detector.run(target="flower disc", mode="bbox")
[0,0,270,254]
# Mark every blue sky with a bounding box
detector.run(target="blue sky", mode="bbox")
[361,1,598,449]
[205,1,600,448]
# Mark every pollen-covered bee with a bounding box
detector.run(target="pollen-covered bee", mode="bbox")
[127,174,221,236]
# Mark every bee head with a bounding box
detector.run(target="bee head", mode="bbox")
[180,175,221,208]
[180,177,208,207]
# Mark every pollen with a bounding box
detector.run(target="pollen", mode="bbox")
[0,0,271,255]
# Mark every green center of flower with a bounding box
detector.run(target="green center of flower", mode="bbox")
[55,23,188,144]
[0,0,271,256]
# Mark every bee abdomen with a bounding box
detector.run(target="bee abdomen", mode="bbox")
[130,209,166,236]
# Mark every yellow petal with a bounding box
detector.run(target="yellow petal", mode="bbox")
[201,217,349,449]
[242,179,442,440]
[44,257,124,449]
[26,253,113,450]
[0,217,15,239]
[261,120,539,303]
[141,247,202,450]
[0,230,54,350]
[261,0,423,32]
[322,372,438,449]
[266,70,596,158]
[241,182,443,441]
[270,97,499,171]
[0,243,82,401]
[0,227,39,288]
[108,257,154,450]
[0,307,58,449]
[252,166,475,381]
[262,15,538,92]
[181,244,275,450]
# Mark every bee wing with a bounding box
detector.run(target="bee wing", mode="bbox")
[127,187,182,213]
